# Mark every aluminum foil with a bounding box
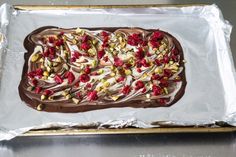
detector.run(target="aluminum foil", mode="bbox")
[0,3,236,140]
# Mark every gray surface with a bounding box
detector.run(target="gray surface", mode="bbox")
[0,0,236,157]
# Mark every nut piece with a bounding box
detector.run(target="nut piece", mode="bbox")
[72,98,80,104]
[31,54,39,62]
[43,71,49,77]
[66,94,72,100]
[110,95,119,101]
[41,95,46,100]
[36,104,44,111]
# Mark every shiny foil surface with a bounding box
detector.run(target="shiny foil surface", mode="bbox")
[0,3,236,140]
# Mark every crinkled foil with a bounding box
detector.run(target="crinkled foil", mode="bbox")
[0,3,236,140]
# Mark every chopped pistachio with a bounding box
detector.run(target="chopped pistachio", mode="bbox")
[55,56,62,63]
[27,86,34,91]
[91,60,97,68]
[110,95,119,101]
[103,81,110,88]
[142,73,148,79]
[72,39,77,44]
[31,54,39,62]
[63,64,69,70]
[66,94,72,100]
[125,69,132,75]
[146,93,151,99]
[110,72,115,77]
[110,43,115,48]
[41,94,46,100]
[101,79,106,83]
[92,39,98,45]
[48,96,54,100]
[72,98,80,104]
[155,68,163,74]
[88,48,96,56]
[46,67,51,72]
[36,104,44,111]
[96,86,102,92]
[98,69,104,74]
[43,71,49,77]
[169,61,174,65]
[62,91,69,97]
[164,87,168,94]
[39,58,44,62]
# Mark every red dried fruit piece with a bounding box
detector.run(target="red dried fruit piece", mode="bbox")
[114,57,124,67]
[80,42,90,50]
[59,32,64,36]
[101,31,109,37]
[154,59,162,66]
[43,89,53,96]
[150,40,160,48]
[122,85,131,95]
[102,42,109,48]
[67,72,75,84]
[48,36,55,43]
[171,54,179,62]
[70,57,76,62]
[171,48,179,55]
[36,68,43,76]
[163,55,169,64]
[135,81,145,90]
[86,83,92,88]
[152,31,163,40]
[48,47,55,55]
[32,79,38,86]
[151,74,162,80]
[43,50,49,57]
[27,71,36,78]
[35,87,42,94]
[55,39,64,46]
[98,49,105,59]
[73,51,82,59]
[141,40,148,46]
[137,68,142,73]
[84,66,91,74]
[152,85,162,96]
[127,33,143,46]
[141,58,150,67]
[74,81,80,87]
[124,63,132,69]
[164,69,172,77]
[76,92,82,99]
[136,60,142,68]
[79,74,90,83]
[103,56,109,62]
[54,75,63,84]
[141,88,146,93]
[81,35,89,43]
[160,78,168,87]
[87,90,98,101]
[146,52,151,57]
[117,76,125,82]
[135,48,145,60]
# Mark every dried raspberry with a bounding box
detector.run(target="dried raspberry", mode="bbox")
[70,57,76,62]
[48,36,55,43]
[74,81,80,87]
[124,63,132,69]
[137,68,142,73]
[152,85,162,96]
[32,79,38,86]
[154,59,162,66]
[84,66,91,74]
[44,89,53,96]
[67,72,75,84]
[171,48,179,55]
[76,92,82,99]
[54,75,63,84]
[43,50,49,57]
[27,71,36,79]
[117,76,125,82]
[135,48,145,60]
[48,47,55,56]
[122,85,131,95]
[127,33,143,46]
[79,74,90,83]
[150,40,160,48]
[87,90,98,101]
[141,59,150,67]
[152,31,163,40]
[114,57,124,67]
[160,79,168,87]
[135,81,145,90]
[103,56,109,62]
[35,87,42,94]
[80,42,90,50]
[73,51,82,59]
[151,74,162,80]
[163,55,169,64]
[171,54,179,62]
[164,69,172,77]
[102,42,109,48]
[98,49,105,59]
[86,83,92,88]
[101,31,109,37]
[55,39,64,46]
[141,88,147,93]
[81,35,89,43]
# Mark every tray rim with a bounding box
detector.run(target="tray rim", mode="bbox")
[11,4,236,136]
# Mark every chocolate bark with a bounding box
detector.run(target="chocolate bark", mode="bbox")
[19,26,186,113]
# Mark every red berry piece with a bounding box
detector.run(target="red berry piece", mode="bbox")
[79,74,90,83]
[98,49,105,59]
[122,85,131,95]
[54,75,63,84]
[87,90,98,101]
[35,87,42,94]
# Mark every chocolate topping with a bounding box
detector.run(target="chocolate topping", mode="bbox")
[18,26,187,113]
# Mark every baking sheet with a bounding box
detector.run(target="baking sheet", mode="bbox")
[0,3,236,140]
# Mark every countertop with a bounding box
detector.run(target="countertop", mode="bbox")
[0,1,236,157]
